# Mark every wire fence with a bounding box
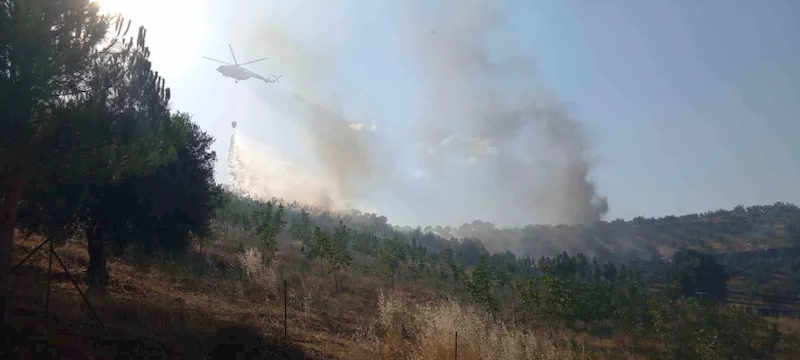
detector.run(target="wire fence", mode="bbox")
[8,241,300,359]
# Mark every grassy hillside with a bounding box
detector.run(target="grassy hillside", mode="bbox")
[410,202,800,260]
[9,222,800,359]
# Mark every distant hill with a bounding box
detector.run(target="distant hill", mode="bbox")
[221,187,800,263]
[396,202,800,261]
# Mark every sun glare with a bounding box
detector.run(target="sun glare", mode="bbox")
[92,0,194,26]
[90,0,206,79]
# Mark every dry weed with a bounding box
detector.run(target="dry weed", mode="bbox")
[236,248,277,300]
[353,292,570,360]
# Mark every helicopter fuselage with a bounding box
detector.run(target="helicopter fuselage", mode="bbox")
[216,65,252,81]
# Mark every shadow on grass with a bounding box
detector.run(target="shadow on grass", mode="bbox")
[7,317,308,359]
[8,263,310,359]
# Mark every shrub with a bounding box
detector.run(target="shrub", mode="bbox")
[237,247,277,300]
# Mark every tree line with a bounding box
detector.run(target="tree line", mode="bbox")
[223,190,795,358]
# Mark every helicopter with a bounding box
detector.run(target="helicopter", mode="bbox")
[202,45,282,84]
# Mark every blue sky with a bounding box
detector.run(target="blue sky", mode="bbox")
[117,0,800,227]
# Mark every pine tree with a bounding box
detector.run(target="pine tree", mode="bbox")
[470,256,498,317]
[408,239,428,284]
[327,221,353,294]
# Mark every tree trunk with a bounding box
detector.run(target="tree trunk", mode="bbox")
[0,169,24,341]
[332,270,338,295]
[85,220,109,294]
[319,258,324,276]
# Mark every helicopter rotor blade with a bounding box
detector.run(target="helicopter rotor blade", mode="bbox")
[239,57,269,66]
[202,56,232,65]
[228,44,238,65]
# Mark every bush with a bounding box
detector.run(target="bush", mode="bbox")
[237,248,277,300]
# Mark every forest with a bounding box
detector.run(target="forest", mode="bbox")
[3,1,800,359]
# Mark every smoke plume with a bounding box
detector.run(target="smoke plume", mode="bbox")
[238,12,381,204]
[233,0,608,226]
[401,0,609,225]
[227,129,350,209]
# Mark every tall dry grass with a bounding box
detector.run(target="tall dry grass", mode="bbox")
[236,247,277,300]
[350,291,571,360]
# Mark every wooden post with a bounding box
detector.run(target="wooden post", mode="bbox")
[45,242,53,313]
[454,331,458,360]
[283,279,287,339]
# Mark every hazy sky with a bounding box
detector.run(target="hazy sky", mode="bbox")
[100,0,800,227]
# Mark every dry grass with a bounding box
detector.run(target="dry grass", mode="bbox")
[13,230,783,359]
[347,291,573,360]
[237,247,278,300]
[7,233,640,359]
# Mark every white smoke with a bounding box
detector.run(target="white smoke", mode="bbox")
[228,0,608,228]
[227,129,350,209]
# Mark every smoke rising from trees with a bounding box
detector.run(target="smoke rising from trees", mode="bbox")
[401,0,608,225]
[228,129,350,209]
[232,0,608,228]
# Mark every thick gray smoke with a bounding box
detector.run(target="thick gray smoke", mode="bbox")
[240,16,383,204]
[401,0,609,225]
[235,0,607,226]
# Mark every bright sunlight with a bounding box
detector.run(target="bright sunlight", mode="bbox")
[91,0,199,28]
[90,0,206,81]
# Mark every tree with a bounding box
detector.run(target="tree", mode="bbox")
[408,238,428,284]
[302,225,329,275]
[377,237,406,290]
[326,221,353,294]
[252,201,286,265]
[469,256,498,316]
[1,0,112,326]
[668,248,729,302]
[119,113,223,255]
[291,208,313,246]
[352,229,379,266]
[11,15,174,292]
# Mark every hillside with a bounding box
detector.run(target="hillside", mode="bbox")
[4,3,800,359]
[231,191,800,266]
[408,202,800,260]
[9,208,800,359]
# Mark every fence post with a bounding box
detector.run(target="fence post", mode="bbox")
[45,242,53,313]
[455,331,458,360]
[283,279,287,339]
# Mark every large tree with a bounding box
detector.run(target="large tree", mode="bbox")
[92,112,223,258]
[0,0,114,332]
[15,17,175,291]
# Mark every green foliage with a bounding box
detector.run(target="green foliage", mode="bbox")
[292,208,313,245]
[302,226,328,275]
[252,201,286,265]
[352,230,379,261]
[114,113,223,255]
[469,257,497,316]
[408,238,428,284]
[7,8,182,290]
[377,237,406,289]
[669,248,729,302]
[327,221,353,293]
